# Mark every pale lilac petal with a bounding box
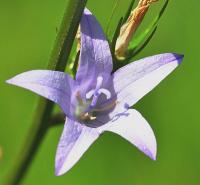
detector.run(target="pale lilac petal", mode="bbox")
[76,8,113,83]
[112,53,183,113]
[98,109,157,160]
[55,118,99,176]
[6,70,74,115]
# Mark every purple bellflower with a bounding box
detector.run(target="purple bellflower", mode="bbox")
[7,9,183,176]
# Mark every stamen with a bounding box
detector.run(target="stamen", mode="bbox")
[94,100,118,112]
[89,116,97,121]
[80,112,97,121]
[75,91,83,105]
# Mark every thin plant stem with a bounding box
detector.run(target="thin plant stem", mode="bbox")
[3,1,87,185]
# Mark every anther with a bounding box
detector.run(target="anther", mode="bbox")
[80,112,97,121]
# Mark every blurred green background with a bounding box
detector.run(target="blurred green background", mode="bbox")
[0,0,199,185]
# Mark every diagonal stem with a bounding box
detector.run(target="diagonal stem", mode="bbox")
[3,1,87,185]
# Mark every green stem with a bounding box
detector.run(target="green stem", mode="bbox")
[3,1,87,185]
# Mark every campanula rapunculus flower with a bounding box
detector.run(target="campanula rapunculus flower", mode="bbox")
[7,8,183,176]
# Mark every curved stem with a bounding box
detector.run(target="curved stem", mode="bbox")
[3,1,87,185]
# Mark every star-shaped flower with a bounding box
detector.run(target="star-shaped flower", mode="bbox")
[6,8,183,176]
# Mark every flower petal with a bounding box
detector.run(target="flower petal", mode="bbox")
[55,118,99,176]
[6,70,74,115]
[112,53,183,113]
[76,8,113,83]
[98,109,157,160]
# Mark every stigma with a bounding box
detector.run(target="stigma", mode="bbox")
[86,76,111,108]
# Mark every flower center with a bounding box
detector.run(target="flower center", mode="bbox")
[75,76,115,122]
[86,76,111,108]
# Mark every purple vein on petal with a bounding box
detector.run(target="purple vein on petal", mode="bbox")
[76,8,113,83]
[111,53,184,114]
[6,70,74,116]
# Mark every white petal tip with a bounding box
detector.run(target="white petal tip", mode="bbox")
[55,170,64,176]
[55,172,60,176]
[6,77,23,87]
[55,160,71,176]
[141,147,157,161]
[149,152,157,161]
[6,79,13,84]
[55,165,68,176]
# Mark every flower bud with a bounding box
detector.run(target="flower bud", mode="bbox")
[115,0,157,58]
